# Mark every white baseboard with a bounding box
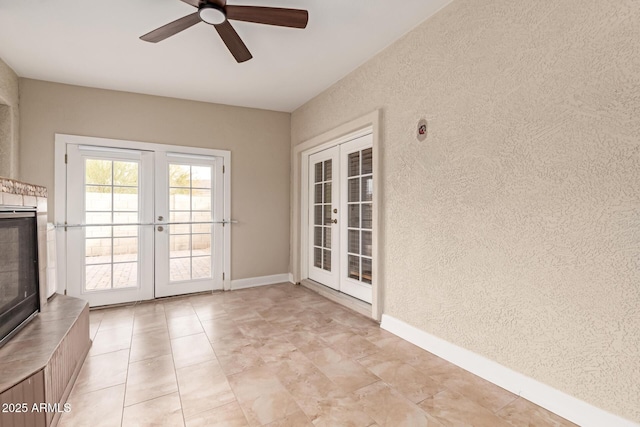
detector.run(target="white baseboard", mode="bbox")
[288,273,295,284]
[380,314,639,427]
[230,273,290,290]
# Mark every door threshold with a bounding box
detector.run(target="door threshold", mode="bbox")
[300,279,374,320]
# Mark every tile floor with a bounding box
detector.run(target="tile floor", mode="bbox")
[59,283,577,427]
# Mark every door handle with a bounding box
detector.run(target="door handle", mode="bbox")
[331,219,337,224]
[157,226,164,232]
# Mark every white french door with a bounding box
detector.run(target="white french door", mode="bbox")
[308,134,374,303]
[154,154,224,298]
[66,145,155,306]
[65,142,227,307]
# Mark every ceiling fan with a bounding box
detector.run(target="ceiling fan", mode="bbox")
[140,0,309,63]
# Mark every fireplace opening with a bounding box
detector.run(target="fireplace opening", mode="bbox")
[0,207,40,348]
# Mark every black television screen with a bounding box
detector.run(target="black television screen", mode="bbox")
[0,209,40,348]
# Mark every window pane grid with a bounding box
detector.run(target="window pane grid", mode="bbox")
[312,159,332,271]
[344,148,373,286]
[84,159,140,291]
[169,164,213,282]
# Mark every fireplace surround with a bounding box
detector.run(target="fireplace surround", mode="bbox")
[0,177,91,427]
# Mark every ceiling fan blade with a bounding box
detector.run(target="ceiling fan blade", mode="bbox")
[179,0,200,7]
[140,13,201,43]
[214,21,252,63]
[226,6,308,29]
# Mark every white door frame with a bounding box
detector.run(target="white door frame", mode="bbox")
[293,110,382,320]
[54,133,232,299]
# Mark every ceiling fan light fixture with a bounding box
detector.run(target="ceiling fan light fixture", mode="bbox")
[199,4,226,25]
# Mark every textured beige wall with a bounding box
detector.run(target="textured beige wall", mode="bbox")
[19,79,291,280]
[0,57,19,179]
[292,0,640,422]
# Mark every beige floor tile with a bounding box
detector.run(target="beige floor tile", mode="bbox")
[201,317,244,342]
[129,329,172,363]
[133,301,166,317]
[299,392,376,427]
[213,339,266,375]
[308,347,379,393]
[229,366,301,426]
[264,410,313,427]
[73,349,129,394]
[164,301,197,319]
[59,384,125,427]
[496,397,579,427]
[89,325,133,356]
[237,319,282,339]
[418,389,513,427]
[122,392,184,427]
[133,312,169,336]
[354,381,443,427]
[64,285,571,427]
[320,331,381,359]
[283,331,326,354]
[97,307,135,331]
[251,335,298,364]
[184,401,248,427]
[176,360,235,418]
[125,353,178,407]
[359,353,444,403]
[171,333,216,369]
[428,364,518,412]
[192,302,227,322]
[167,314,205,339]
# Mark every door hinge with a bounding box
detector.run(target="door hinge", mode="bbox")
[222,165,225,173]
[222,272,225,280]
[65,154,68,164]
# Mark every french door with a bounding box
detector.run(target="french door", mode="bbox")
[65,144,225,307]
[308,134,373,303]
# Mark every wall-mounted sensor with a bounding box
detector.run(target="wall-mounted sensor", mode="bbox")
[417,119,428,142]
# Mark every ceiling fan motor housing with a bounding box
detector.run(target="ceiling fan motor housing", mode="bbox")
[199,3,226,25]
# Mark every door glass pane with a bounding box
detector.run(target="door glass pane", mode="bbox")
[192,257,211,279]
[315,163,323,183]
[348,179,359,203]
[191,166,212,188]
[84,158,139,291]
[361,204,372,229]
[361,176,373,202]
[323,227,331,249]
[170,258,190,282]
[361,231,372,257]
[324,183,332,203]
[113,161,139,186]
[314,184,323,204]
[314,248,322,268]
[323,249,331,271]
[85,159,112,185]
[344,147,373,287]
[348,152,359,177]
[314,227,322,246]
[113,237,138,262]
[361,148,373,175]
[324,160,332,181]
[362,258,372,284]
[348,230,360,254]
[348,205,359,228]
[85,265,111,291]
[169,164,213,282]
[113,263,138,288]
[348,256,360,280]
[311,158,333,273]
[170,164,191,187]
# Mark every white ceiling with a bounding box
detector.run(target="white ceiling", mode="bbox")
[0,0,449,112]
